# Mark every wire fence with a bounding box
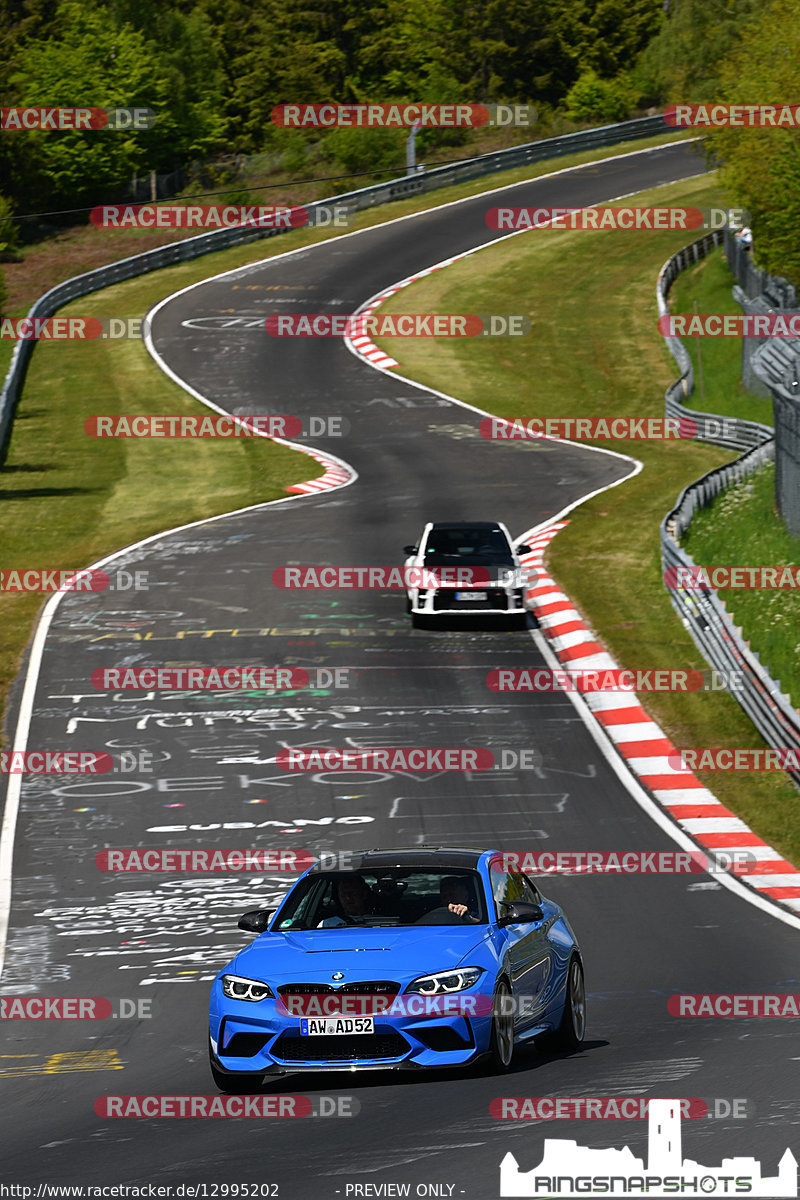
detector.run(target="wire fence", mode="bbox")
[0,113,668,468]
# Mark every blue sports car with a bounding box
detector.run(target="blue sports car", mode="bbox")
[209,848,585,1090]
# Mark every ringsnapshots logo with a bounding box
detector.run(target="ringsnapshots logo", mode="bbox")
[271,102,537,128]
[499,1098,797,1198]
[0,107,156,131]
[265,314,530,337]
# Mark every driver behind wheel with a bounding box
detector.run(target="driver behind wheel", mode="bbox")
[439,876,480,923]
[317,874,374,927]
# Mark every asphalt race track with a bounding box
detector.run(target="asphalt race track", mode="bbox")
[2,140,799,1195]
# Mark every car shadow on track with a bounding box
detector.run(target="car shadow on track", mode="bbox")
[410,614,536,633]
[231,1039,608,1095]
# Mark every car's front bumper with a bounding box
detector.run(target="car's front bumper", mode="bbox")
[409,585,528,616]
[210,994,493,1076]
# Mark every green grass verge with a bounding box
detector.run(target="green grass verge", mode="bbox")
[684,462,800,707]
[370,171,800,865]
[667,246,774,425]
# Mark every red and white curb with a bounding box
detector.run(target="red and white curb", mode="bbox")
[346,257,464,370]
[520,523,800,914]
[285,448,352,494]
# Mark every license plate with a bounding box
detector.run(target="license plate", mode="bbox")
[300,1017,374,1035]
[456,591,487,601]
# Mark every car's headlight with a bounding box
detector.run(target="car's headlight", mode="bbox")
[221,974,274,1002]
[406,967,483,995]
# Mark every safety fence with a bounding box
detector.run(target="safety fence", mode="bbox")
[657,235,800,780]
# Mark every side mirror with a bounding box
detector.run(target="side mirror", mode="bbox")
[516,544,531,554]
[403,545,418,555]
[497,901,544,927]
[238,908,275,933]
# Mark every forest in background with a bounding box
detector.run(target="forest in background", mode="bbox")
[0,0,798,288]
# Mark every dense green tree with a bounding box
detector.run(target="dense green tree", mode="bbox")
[440,0,573,104]
[1,0,224,213]
[632,0,761,105]
[707,0,800,285]
[557,0,662,80]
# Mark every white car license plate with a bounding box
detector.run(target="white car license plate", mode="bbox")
[300,1017,374,1035]
[456,591,487,601]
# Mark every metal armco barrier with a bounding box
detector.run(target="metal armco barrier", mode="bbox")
[658,235,800,781]
[0,113,668,467]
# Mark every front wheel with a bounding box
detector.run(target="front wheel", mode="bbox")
[488,978,515,1071]
[552,955,585,1052]
[209,1042,264,1093]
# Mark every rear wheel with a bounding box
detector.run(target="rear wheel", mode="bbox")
[488,978,515,1071]
[552,955,585,1052]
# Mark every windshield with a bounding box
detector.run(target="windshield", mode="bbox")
[423,526,512,562]
[272,868,489,930]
